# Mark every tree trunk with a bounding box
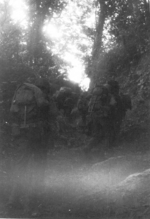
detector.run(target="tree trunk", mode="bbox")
[28,1,48,66]
[90,0,107,89]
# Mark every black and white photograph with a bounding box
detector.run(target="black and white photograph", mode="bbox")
[0,0,150,218]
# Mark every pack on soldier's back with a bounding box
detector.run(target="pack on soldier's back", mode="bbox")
[10,79,49,137]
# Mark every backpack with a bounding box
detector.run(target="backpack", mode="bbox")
[77,97,88,113]
[10,83,49,127]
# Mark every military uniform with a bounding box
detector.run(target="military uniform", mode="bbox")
[85,80,132,154]
[55,87,77,118]
[107,80,132,144]
[87,85,111,139]
[8,79,56,210]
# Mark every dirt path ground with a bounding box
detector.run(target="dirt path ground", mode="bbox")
[0,135,150,218]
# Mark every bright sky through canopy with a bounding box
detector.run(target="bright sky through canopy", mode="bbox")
[0,0,95,90]
[43,0,95,89]
[9,0,29,28]
[0,0,29,28]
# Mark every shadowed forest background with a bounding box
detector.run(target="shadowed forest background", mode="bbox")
[0,0,150,218]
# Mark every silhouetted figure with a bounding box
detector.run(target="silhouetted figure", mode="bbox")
[54,86,78,119]
[85,80,132,153]
[8,78,57,211]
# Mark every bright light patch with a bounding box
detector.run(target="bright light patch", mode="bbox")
[68,66,83,83]
[43,1,96,88]
[43,22,62,39]
[85,13,96,28]
[62,52,89,86]
[9,0,29,28]
[80,77,90,91]
[63,53,84,83]
[63,52,78,65]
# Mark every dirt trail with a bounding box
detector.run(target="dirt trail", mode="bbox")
[1,142,150,218]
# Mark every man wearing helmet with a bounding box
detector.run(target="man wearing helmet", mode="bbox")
[87,83,111,139]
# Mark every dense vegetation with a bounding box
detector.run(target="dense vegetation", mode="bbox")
[0,0,150,141]
[92,0,150,139]
[0,1,150,218]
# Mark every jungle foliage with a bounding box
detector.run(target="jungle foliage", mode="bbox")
[0,0,150,140]
[90,0,150,139]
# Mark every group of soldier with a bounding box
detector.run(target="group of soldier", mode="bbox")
[0,77,132,209]
[0,78,132,152]
[77,80,132,147]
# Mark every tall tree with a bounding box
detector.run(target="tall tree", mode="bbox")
[27,0,66,67]
[0,0,66,83]
[90,0,115,87]
[89,0,150,87]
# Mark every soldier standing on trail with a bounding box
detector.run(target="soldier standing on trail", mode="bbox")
[8,78,57,210]
[10,78,53,158]
[85,80,132,155]
[54,86,77,119]
[84,83,112,155]
[87,84,111,140]
[107,80,132,143]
